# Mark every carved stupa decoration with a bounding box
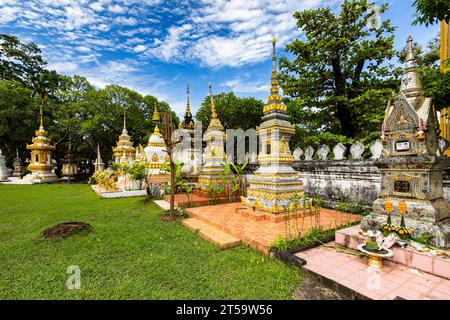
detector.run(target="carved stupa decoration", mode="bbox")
[241,36,304,213]
[362,36,450,248]
[198,82,229,190]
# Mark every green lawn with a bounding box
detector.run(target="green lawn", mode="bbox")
[0,184,300,299]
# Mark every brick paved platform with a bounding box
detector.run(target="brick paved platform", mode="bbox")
[163,193,233,207]
[296,245,450,300]
[185,202,360,254]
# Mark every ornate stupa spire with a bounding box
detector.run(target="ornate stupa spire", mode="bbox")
[151,102,162,135]
[180,83,194,129]
[186,82,191,116]
[152,102,160,121]
[123,108,127,131]
[400,35,422,103]
[112,107,135,163]
[264,36,286,113]
[147,101,164,147]
[207,82,223,130]
[39,101,44,130]
[94,143,105,172]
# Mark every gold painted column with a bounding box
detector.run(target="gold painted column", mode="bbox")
[440,20,450,156]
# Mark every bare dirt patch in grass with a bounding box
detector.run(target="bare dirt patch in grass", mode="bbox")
[43,222,91,239]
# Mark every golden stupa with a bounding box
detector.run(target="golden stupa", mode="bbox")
[112,109,135,163]
[25,103,57,182]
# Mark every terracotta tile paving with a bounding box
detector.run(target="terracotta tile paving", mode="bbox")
[185,202,360,255]
[295,245,450,300]
[163,194,233,207]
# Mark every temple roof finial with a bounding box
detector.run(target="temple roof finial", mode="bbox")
[269,35,279,98]
[152,102,160,121]
[272,35,276,68]
[399,35,422,97]
[186,82,191,115]
[123,108,127,131]
[209,82,217,120]
[39,102,44,129]
[406,35,415,62]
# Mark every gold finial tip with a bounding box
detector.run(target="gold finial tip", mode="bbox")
[272,35,276,44]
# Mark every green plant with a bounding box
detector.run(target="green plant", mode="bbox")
[206,184,224,205]
[129,162,146,181]
[110,162,120,172]
[162,161,186,194]
[182,184,193,207]
[270,237,288,251]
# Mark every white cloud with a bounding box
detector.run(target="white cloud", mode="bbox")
[0,6,19,23]
[116,16,138,26]
[47,61,79,73]
[146,23,193,62]
[133,44,147,53]
[108,4,125,14]
[145,0,332,67]
[221,75,269,93]
[89,2,104,12]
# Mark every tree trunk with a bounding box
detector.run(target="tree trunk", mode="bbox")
[169,160,175,216]
[331,54,356,137]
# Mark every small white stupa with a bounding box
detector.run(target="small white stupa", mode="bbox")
[144,103,169,176]
[0,149,10,181]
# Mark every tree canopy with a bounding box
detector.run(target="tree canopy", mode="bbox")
[412,0,450,26]
[279,0,399,148]
[195,92,264,131]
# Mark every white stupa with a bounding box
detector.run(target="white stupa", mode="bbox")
[0,149,10,181]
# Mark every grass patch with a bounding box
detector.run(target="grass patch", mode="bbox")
[0,184,300,299]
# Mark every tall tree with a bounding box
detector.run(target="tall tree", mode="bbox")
[279,0,398,147]
[196,92,264,131]
[412,0,450,26]
[0,34,47,87]
[0,80,37,165]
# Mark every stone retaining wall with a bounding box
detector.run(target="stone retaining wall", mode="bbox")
[289,140,450,209]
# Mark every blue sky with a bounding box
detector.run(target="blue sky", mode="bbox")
[0,0,440,118]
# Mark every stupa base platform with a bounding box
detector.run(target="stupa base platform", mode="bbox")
[1,174,61,184]
[91,185,147,198]
[22,172,59,184]
[362,209,450,249]
[185,202,360,254]
[163,193,234,208]
[335,225,450,279]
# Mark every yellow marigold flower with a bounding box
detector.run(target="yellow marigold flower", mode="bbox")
[399,201,407,215]
[384,201,393,213]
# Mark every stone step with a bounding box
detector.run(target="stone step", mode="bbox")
[336,225,450,279]
[153,200,175,210]
[182,218,241,249]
